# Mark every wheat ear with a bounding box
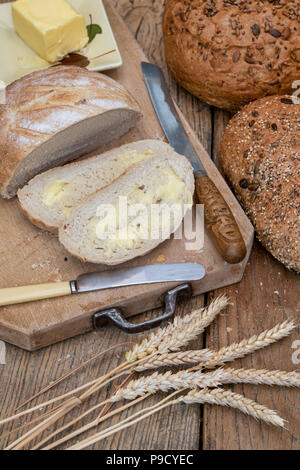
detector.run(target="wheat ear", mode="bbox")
[135,320,296,373]
[215,368,300,387]
[110,369,228,401]
[199,320,296,369]
[134,349,215,372]
[112,364,300,403]
[126,295,228,362]
[182,389,285,427]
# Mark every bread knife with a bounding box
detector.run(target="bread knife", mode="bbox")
[0,263,205,307]
[142,62,247,264]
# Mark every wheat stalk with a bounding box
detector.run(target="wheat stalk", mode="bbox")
[15,342,134,412]
[200,320,296,369]
[1,298,227,448]
[111,365,300,403]
[135,320,296,372]
[181,389,285,427]
[68,387,285,449]
[34,367,299,449]
[2,299,296,450]
[126,295,228,362]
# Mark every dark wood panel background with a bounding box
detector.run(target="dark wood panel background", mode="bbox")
[0,0,299,450]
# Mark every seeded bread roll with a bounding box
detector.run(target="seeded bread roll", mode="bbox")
[219,95,300,272]
[18,140,161,233]
[59,145,195,265]
[0,65,141,198]
[163,0,300,111]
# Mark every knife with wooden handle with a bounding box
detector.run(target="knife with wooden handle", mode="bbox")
[142,62,246,264]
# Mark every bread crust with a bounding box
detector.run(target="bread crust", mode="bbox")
[163,0,300,111]
[0,66,141,198]
[219,95,300,272]
[17,199,58,234]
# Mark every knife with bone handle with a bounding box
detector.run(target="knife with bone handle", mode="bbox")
[0,263,205,307]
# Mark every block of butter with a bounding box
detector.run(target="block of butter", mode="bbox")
[12,0,89,63]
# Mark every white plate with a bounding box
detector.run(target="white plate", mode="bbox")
[0,0,122,86]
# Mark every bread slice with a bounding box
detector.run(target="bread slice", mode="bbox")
[58,142,195,265]
[0,65,141,198]
[18,140,163,233]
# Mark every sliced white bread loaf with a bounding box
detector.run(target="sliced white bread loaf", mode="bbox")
[58,143,195,265]
[0,66,141,198]
[18,140,159,233]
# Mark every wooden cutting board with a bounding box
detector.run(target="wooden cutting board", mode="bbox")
[0,1,254,351]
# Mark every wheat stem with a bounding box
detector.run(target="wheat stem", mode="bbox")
[15,342,133,411]
[0,379,100,427]
[4,366,128,450]
[34,373,136,450]
[5,397,81,450]
[67,390,183,450]
[41,394,151,450]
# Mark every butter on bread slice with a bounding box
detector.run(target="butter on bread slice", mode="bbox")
[18,140,158,233]
[58,141,195,265]
[12,0,88,63]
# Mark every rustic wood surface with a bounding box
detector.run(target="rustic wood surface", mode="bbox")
[0,0,299,450]
[0,0,253,351]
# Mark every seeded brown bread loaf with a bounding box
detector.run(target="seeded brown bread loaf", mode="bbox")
[0,66,141,199]
[219,95,300,272]
[163,0,300,111]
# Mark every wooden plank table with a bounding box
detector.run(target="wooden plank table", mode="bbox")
[0,0,299,450]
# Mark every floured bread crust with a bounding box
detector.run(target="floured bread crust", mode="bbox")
[0,65,141,198]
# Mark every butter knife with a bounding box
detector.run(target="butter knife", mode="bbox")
[0,263,205,307]
[142,62,246,264]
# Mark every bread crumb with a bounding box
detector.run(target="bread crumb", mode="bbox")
[156,255,166,263]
